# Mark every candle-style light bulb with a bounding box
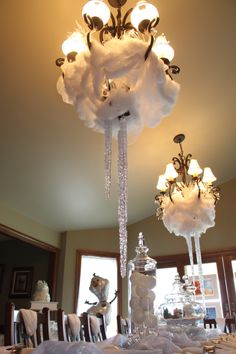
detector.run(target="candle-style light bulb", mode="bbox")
[165,163,178,181]
[156,174,167,191]
[202,167,216,183]
[188,159,202,177]
[82,0,110,30]
[152,33,175,62]
[130,1,159,32]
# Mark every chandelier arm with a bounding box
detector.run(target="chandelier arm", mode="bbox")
[172,156,182,171]
[169,64,180,75]
[116,7,122,38]
[122,8,133,28]
[169,182,175,204]
[55,58,65,67]
[83,14,94,30]
[165,70,173,80]
[185,153,192,169]
[149,17,160,30]
[147,18,159,33]
[99,14,117,43]
[196,179,201,199]
[87,32,92,51]
[144,35,154,61]
[123,22,135,31]
[110,11,117,33]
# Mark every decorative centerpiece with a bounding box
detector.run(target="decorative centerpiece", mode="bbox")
[155,134,220,308]
[85,273,117,326]
[32,280,50,302]
[159,273,204,326]
[128,232,157,336]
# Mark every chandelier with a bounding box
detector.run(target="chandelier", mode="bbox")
[56,0,180,277]
[155,133,220,305]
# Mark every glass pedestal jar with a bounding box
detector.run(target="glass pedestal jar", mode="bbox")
[128,232,157,337]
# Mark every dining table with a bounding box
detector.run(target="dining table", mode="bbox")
[1,326,236,354]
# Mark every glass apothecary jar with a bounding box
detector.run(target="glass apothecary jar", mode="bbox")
[128,232,158,336]
[158,273,204,326]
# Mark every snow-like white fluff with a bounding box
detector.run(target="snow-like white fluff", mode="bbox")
[161,185,216,238]
[130,271,157,326]
[57,36,180,138]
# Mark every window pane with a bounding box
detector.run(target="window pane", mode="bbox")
[231,260,236,294]
[185,262,223,318]
[156,267,178,307]
[77,255,118,337]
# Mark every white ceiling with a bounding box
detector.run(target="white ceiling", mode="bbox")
[0,0,236,232]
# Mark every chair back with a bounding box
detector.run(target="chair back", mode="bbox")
[117,314,129,335]
[57,309,83,342]
[4,302,50,347]
[224,317,236,333]
[203,318,217,329]
[82,312,107,342]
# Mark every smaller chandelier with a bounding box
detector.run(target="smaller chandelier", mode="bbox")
[155,133,220,231]
[155,134,220,309]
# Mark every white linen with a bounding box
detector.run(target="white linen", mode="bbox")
[33,340,102,354]
[20,309,37,337]
[68,314,81,337]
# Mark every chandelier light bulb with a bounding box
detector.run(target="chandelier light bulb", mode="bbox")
[62,32,87,56]
[130,1,159,32]
[156,174,167,191]
[165,163,178,181]
[82,0,110,29]
[152,33,175,62]
[202,167,217,184]
[188,159,203,177]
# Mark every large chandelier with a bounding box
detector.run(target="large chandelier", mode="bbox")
[56,0,180,277]
[155,134,220,304]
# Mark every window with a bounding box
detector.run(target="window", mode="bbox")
[185,262,223,318]
[156,248,236,319]
[156,267,178,307]
[75,250,121,337]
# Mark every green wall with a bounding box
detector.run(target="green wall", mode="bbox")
[0,201,60,248]
[0,178,236,317]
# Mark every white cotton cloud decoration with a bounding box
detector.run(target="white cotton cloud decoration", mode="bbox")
[161,185,216,238]
[57,36,180,138]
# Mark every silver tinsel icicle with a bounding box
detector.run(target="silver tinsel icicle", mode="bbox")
[118,118,128,278]
[104,120,112,198]
[194,234,206,312]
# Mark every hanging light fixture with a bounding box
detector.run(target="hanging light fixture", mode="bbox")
[56,0,181,277]
[155,133,220,306]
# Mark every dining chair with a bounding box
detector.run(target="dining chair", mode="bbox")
[117,314,129,335]
[57,309,83,342]
[82,312,107,342]
[224,317,236,333]
[203,318,217,329]
[4,302,50,347]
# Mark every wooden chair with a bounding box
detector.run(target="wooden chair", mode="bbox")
[203,318,217,329]
[57,309,83,342]
[117,314,129,335]
[224,318,236,333]
[82,312,107,342]
[58,310,106,343]
[4,302,50,347]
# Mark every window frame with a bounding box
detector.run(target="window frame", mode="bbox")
[155,247,236,317]
[74,249,122,316]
